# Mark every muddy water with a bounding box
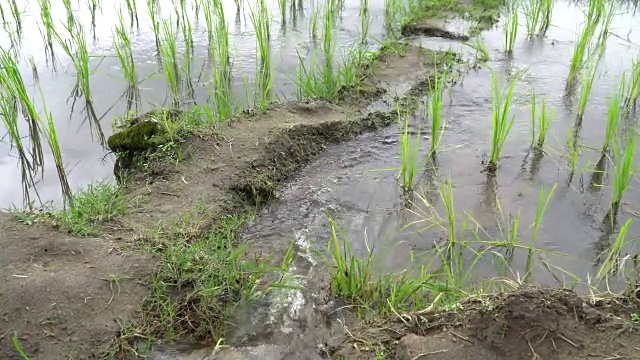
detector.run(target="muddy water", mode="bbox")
[145,1,640,358]
[0,0,386,207]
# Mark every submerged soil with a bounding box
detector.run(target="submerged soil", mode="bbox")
[0,46,441,359]
[334,287,640,360]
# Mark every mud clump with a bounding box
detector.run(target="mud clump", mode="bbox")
[401,18,471,40]
[334,287,640,360]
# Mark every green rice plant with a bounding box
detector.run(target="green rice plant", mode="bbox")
[522,0,541,38]
[147,0,161,50]
[503,2,519,54]
[539,0,553,36]
[428,64,445,156]
[309,6,320,41]
[249,0,272,110]
[125,0,139,29]
[203,0,214,45]
[0,3,5,24]
[158,18,180,106]
[567,128,580,172]
[567,0,603,85]
[85,0,100,30]
[360,0,370,43]
[54,22,105,145]
[209,0,234,122]
[611,131,636,216]
[0,49,44,172]
[182,16,194,92]
[524,183,556,283]
[278,0,286,24]
[488,71,519,172]
[464,37,489,62]
[113,10,138,88]
[603,75,625,155]
[596,218,632,281]
[397,104,420,192]
[62,0,74,29]
[38,86,72,207]
[530,90,552,147]
[7,0,21,32]
[625,56,640,112]
[577,58,598,121]
[37,0,54,51]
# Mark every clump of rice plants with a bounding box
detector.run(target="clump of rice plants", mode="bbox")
[610,131,636,217]
[147,0,161,50]
[602,75,625,155]
[503,2,519,54]
[488,71,519,172]
[596,218,632,281]
[158,18,181,106]
[625,56,640,113]
[278,0,287,25]
[182,16,194,93]
[428,64,445,156]
[309,6,320,42]
[125,0,139,29]
[37,0,55,55]
[530,90,552,147]
[397,104,420,192]
[539,0,553,36]
[577,58,598,121]
[209,0,234,122]
[113,10,138,88]
[249,0,272,111]
[360,0,370,43]
[61,0,76,29]
[7,0,21,32]
[522,0,541,38]
[54,22,105,145]
[85,0,100,30]
[524,183,556,283]
[567,0,604,85]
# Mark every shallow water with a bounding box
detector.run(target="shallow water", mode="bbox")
[0,0,386,207]
[145,1,640,357]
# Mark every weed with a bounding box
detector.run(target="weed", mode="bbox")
[53,182,128,236]
[12,333,30,360]
[488,71,519,172]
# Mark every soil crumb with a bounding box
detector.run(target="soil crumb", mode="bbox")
[334,287,640,360]
[0,213,155,360]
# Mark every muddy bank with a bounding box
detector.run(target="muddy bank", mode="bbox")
[0,45,444,359]
[333,287,640,359]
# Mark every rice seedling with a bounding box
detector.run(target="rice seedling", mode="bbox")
[503,2,519,54]
[113,10,138,89]
[596,218,632,281]
[429,64,445,156]
[182,16,194,93]
[464,37,489,62]
[203,0,214,45]
[208,0,233,122]
[309,6,320,42]
[54,22,105,145]
[38,86,72,207]
[530,90,552,147]
[567,0,603,85]
[625,56,640,112]
[12,333,30,360]
[539,0,553,36]
[360,0,370,43]
[37,0,54,52]
[567,128,580,172]
[488,71,519,172]
[524,183,556,283]
[603,75,625,155]
[278,0,287,24]
[610,131,636,216]
[0,49,44,173]
[249,0,272,110]
[85,0,100,30]
[125,0,140,29]
[397,104,420,192]
[158,18,181,106]
[522,0,541,38]
[146,0,161,50]
[577,59,598,121]
[7,0,21,32]
[62,0,75,29]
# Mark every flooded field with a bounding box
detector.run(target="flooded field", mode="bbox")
[3,0,640,358]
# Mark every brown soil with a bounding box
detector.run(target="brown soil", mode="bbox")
[0,213,155,360]
[0,46,440,359]
[333,287,640,360]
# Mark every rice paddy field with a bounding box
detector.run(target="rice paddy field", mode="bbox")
[4,0,640,358]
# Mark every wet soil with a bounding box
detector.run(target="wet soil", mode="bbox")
[0,46,440,359]
[334,287,640,359]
